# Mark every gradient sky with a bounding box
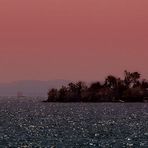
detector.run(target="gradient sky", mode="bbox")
[0,0,148,82]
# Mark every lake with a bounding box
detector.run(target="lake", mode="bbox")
[0,97,148,147]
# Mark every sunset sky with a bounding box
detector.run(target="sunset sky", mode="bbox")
[0,0,148,82]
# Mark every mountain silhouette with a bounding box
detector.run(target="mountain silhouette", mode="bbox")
[0,80,70,96]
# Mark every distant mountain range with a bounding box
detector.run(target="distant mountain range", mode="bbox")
[0,80,71,96]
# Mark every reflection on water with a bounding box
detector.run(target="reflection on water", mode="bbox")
[0,97,148,147]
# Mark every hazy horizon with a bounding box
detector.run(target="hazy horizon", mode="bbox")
[0,0,148,82]
[0,78,102,84]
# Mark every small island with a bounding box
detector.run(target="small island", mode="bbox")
[44,71,148,102]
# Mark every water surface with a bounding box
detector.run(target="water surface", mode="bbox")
[0,97,148,147]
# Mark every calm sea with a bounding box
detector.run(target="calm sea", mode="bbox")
[0,97,148,147]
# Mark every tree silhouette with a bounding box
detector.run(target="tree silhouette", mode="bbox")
[89,82,102,91]
[124,71,141,88]
[58,86,68,102]
[47,88,58,102]
[105,75,118,89]
[45,71,148,102]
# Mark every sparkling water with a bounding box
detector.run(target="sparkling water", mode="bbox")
[0,97,148,147]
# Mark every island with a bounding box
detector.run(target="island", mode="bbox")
[44,71,148,102]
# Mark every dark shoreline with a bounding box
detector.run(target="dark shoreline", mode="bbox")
[42,100,147,103]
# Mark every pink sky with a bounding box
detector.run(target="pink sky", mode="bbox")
[0,0,148,82]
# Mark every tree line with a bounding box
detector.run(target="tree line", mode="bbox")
[45,71,148,102]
